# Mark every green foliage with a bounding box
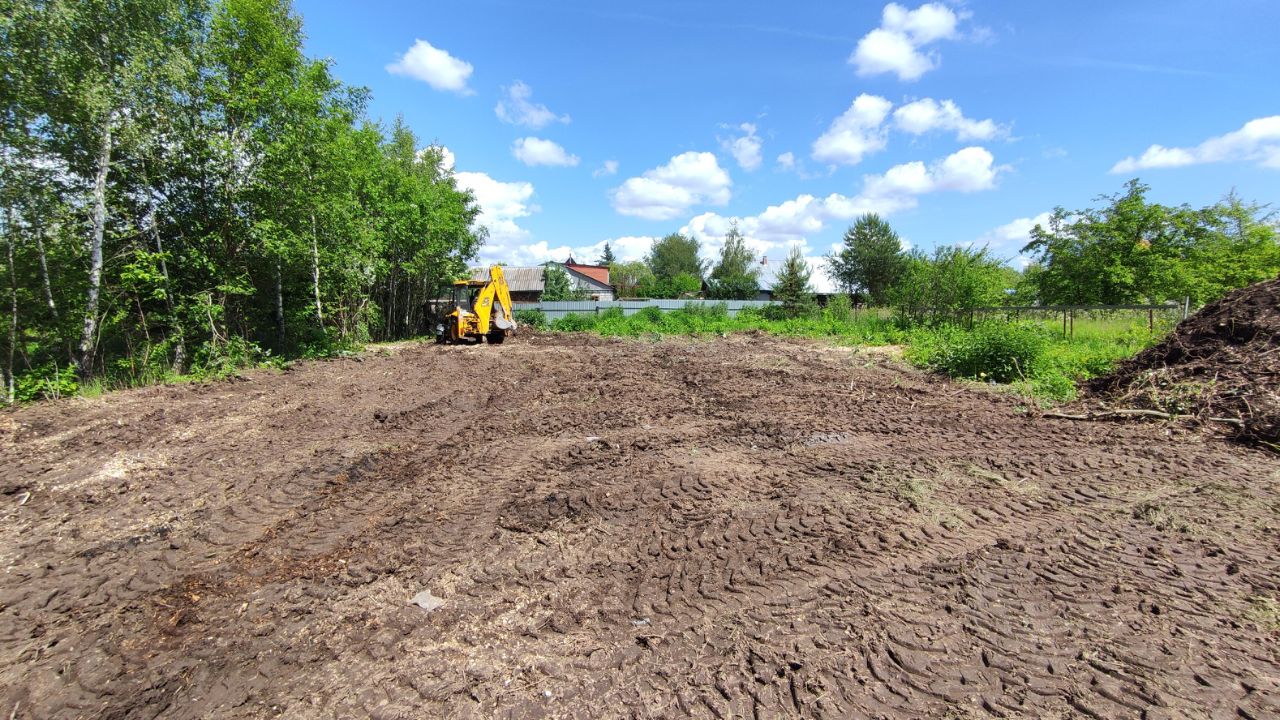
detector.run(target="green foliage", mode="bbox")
[706,222,760,300]
[609,260,654,299]
[908,323,1048,383]
[514,308,547,330]
[824,293,854,321]
[826,214,906,305]
[597,242,616,265]
[637,272,701,299]
[548,302,907,345]
[891,245,1008,325]
[646,233,705,281]
[1,0,483,401]
[771,247,815,317]
[1023,180,1280,305]
[905,315,1166,401]
[706,273,760,300]
[541,264,585,301]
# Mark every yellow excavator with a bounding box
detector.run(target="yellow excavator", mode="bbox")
[435,265,518,344]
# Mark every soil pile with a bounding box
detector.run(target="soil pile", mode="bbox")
[1089,276,1280,443]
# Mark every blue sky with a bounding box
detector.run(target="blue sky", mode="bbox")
[295,0,1280,289]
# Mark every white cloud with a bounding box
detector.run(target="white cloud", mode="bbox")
[680,146,1005,271]
[611,151,733,220]
[776,152,796,170]
[495,81,570,129]
[1111,116,1280,173]
[386,39,474,94]
[455,170,537,247]
[721,123,764,171]
[851,2,963,81]
[593,160,619,178]
[497,236,657,267]
[416,145,455,171]
[893,98,1003,141]
[973,211,1053,267]
[812,94,894,166]
[511,137,580,167]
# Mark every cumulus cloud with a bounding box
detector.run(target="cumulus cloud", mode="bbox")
[386,39,474,94]
[1111,116,1280,173]
[511,137,580,167]
[610,151,733,221]
[893,98,1004,141]
[454,170,537,246]
[851,3,964,81]
[593,160,619,178]
[487,235,658,267]
[680,146,1005,272]
[416,145,455,171]
[973,211,1054,267]
[776,152,796,170]
[721,123,764,171]
[812,94,894,166]
[494,81,570,129]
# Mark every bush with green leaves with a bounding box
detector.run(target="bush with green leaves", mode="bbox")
[514,308,548,330]
[909,322,1048,383]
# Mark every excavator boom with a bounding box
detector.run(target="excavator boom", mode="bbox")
[436,265,518,344]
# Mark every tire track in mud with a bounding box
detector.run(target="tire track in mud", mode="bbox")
[1,335,1277,719]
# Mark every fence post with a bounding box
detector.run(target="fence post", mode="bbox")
[1148,308,1153,330]
[1069,308,1075,340]
[1062,308,1068,339]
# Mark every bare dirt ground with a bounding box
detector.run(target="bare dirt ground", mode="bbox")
[2,333,1278,719]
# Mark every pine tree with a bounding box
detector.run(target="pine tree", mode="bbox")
[597,242,615,265]
[772,246,815,317]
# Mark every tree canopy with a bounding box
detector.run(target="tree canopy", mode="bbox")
[0,0,484,401]
[770,247,815,317]
[707,223,760,300]
[1022,180,1280,305]
[646,233,705,282]
[826,214,906,305]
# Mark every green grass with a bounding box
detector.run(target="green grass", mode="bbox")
[541,303,1168,403]
[539,304,913,346]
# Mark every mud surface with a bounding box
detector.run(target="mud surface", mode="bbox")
[2,334,1278,719]
[1090,276,1280,444]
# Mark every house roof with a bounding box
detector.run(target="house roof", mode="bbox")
[565,263,610,286]
[469,263,614,293]
[755,257,838,294]
[471,266,544,292]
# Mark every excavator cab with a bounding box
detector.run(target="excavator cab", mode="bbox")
[435,265,518,344]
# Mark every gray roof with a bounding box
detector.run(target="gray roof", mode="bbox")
[471,266,545,292]
[471,264,613,293]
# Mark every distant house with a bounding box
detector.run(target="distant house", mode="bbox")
[753,256,839,305]
[472,257,613,302]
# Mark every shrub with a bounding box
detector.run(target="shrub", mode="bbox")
[824,293,854,322]
[913,322,1048,383]
[552,312,598,332]
[514,308,547,330]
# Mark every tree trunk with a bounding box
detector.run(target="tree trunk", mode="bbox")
[33,221,57,321]
[275,260,286,346]
[5,214,17,404]
[145,185,185,374]
[310,213,323,326]
[77,118,113,378]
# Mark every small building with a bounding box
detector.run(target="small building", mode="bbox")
[754,256,839,305]
[472,258,614,302]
